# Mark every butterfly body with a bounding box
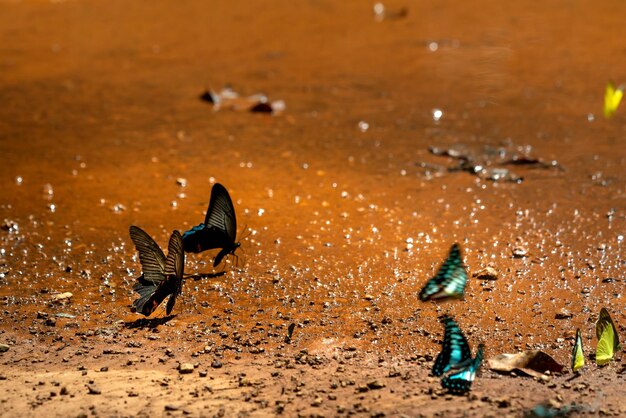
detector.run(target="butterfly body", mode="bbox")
[183,183,240,267]
[441,344,484,394]
[419,243,468,301]
[595,307,620,366]
[571,328,584,372]
[130,226,184,316]
[433,316,472,376]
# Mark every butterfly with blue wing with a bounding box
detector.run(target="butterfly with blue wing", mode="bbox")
[183,183,241,267]
[419,243,468,301]
[130,226,185,316]
[433,315,473,376]
[441,343,484,394]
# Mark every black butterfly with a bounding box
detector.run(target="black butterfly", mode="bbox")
[419,243,468,301]
[441,343,484,394]
[182,183,240,267]
[130,226,184,316]
[433,315,472,376]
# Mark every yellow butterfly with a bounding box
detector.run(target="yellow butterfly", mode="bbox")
[595,308,620,366]
[603,81,624,119]
[571,328,584,372]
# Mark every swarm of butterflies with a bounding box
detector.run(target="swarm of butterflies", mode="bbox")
[127,184,622,396]
[417,244,622,395]
[129,183,239,317]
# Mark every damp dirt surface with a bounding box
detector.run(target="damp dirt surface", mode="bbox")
[1,1,625,417]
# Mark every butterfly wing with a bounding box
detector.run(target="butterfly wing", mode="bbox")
[204,183,237,244]
[433,316,472,376]
[165,230,184,282]
[441,344,484,394]
[182,224,207,253]
[129,226,168,315]
[571,328,585,372]
[604,82,624,118]
[129,226,166,284]
[132,276,160,315]
[164,230,185,315]
[595,308,618,366]
[419,243,468,301]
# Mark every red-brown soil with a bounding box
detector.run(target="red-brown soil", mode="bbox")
[0,1,624,417]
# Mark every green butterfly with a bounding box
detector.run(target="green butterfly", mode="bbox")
[571,328,584,373]
[595,308,621,366]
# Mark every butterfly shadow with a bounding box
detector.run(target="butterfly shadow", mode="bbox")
[565,372,583,382]
[124,314,177,330]
[185,271,226,282]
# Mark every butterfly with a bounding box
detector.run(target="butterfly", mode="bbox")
[129,226,184,316]
[183,183,240,267]
[419,243,468,301]
[571,328,584,373]
[595,307,620,366]
[433,315,472,376]
[603,81,624,119]
[441,343,484,394]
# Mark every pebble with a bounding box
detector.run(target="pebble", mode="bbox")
[367,380,386,390]
[51,292,73,301]
[0,344,9,352]
[512,247,528,258]
[211,360,223,369]
[473,267,499,280]
[86,384,101,395]
[555,310,573,319]
[179,363,194,374]
[164,405,179,411]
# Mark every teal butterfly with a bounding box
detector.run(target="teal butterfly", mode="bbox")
[433,315,472,376]
[441,344,484,394]
[419,243,468,301]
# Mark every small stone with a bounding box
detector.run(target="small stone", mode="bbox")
[311,396,323,407]
[86,384,101,395]
[164,405,179,411]
[60,387,69,395]
[176,178,188,187]
[495,397,511,408]
[51,292,73,302]
[211,360,223,369]
[364,294,375,301]
[473,267,499,280]
[512,247,528,258]
[179,363,194,374]
[367,380,386,390]
[555,310,573,320]
[198,370,208,378]
[0,344,9,352]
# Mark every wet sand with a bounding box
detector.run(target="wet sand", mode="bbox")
[0,1,625,416]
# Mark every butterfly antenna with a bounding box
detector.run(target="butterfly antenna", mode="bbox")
[239,224,252,241]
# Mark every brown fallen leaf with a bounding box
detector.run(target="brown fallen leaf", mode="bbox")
[487,350,564,378]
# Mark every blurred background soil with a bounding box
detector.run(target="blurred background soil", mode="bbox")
[0,0,624,416]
